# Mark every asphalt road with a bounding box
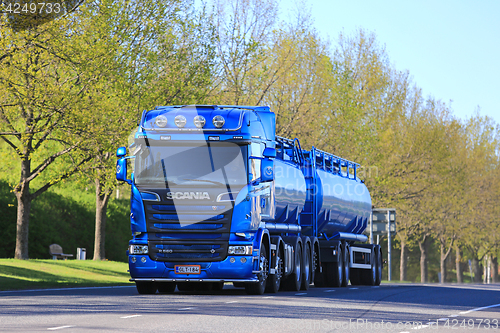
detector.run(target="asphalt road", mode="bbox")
[1,283,499,332]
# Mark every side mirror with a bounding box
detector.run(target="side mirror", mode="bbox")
[263,147,276,158]
[116,158,129,183]
[117,146,127,157]
[260,158,273,182]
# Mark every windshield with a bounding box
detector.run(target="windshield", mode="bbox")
[134,142,248,187]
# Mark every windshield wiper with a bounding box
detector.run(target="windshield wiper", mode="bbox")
[180,178,225,186]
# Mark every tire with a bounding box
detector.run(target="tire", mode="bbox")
[300,241,312,291]
[282,239,303,291]
[245,243,269,295]
[212,282,224,291]
[341,242,350,287]
[157,282,176,293]
[361,247,377,286]
[266,247,284,293]
[350,268,362,285]
[375,245,382,286]
[136,281,157,294]
[326,245,343,287]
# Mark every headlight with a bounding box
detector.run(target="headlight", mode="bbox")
[129,245,148,254]
[213,115,225,128]
[175,115,187,128]
[227,245,252,255]
[155,115,168,128]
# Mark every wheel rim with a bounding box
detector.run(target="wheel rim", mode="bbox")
[259,251,269,287]
[276,253,283,282]
[338,247,343,284]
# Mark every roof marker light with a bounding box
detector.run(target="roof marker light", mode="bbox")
[213,115,225,128]
[174,115,186,128]
[155,115,168,128]
[194,115,206,128]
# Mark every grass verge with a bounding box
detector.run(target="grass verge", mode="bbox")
[0,259,132,291]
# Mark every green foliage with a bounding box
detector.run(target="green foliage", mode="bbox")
[0,179,130,261]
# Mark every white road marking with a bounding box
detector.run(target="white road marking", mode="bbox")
[120,315,142,319]
[179,307,194,310]
[349,288,358,290]
[47,325,75,330]
[225,301,238,304]
[372,286,380,288]
[324,290,335,292]
[459,303,500,314]
[437,318,448,321]
[449,314,459,317]
[1,285,135,294]
[295,293,307,295]
[263,296,275,298]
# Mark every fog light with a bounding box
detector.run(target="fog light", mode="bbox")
[131,257,136,263]
[240,257,247,263]
[141,257,147,263]
[230,257,236,263]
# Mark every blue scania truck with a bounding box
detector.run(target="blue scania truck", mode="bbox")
[116,105,382,295]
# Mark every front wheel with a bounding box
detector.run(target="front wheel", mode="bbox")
[266,247,284,293]
[136,281,157,294]
[282,240,303,291]
[245,243,269,295]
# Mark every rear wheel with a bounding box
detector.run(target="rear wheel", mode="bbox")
[282,240,303,291]
[245,243,269,295]
[157,282,176,294]
[326,245,343,287]
[361,247,377,285]
[301,242,312,290]
[136,281,157,294]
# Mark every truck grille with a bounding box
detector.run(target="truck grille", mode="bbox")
[142,189,233,262]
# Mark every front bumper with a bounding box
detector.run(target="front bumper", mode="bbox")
[129,253,259,283]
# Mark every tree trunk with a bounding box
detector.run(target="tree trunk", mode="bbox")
[93,179,111,260]
[492,257,498,283]
[455,245,463,284]
[439,238,454,283]
[400,241,407,281]
[472,257,482,283]
[14,156,32,260]
[14,187,31,260]
[418,237,428,283]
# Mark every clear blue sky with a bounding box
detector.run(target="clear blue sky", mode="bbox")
[280,0,500,126]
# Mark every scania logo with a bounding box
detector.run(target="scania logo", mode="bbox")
[166,192,210,200]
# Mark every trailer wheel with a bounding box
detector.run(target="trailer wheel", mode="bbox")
[245,243,269,295]
[135,281,157,294]
[341,242,350,287]
[361,247,377,286]
[301,241,312,290]
[326,245,343,287]
[266,246,284,293]
[157,282,176,294]
[282,239,303,291]
[350,268,362,285]
[375,245,382,286]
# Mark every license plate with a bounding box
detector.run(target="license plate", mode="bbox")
[175,265,201,274]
